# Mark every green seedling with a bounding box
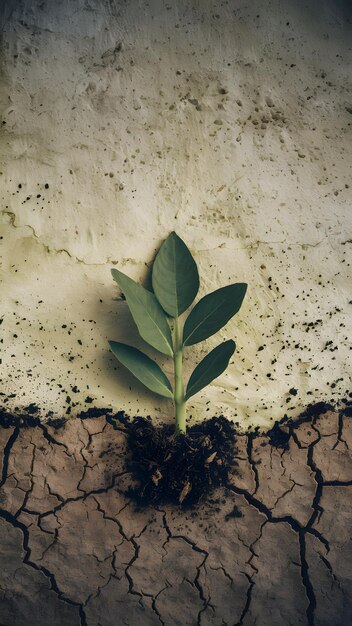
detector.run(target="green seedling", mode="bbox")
[109,232,247,435]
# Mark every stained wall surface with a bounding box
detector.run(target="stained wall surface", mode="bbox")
[1,0,351,429]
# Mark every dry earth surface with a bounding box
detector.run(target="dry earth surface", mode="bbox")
[0,408,352,625]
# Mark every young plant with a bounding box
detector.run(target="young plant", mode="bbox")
[109,232,247,435]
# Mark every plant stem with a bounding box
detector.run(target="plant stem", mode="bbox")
[173,316,186,435]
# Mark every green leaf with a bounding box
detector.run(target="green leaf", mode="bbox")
[152,231,199,317]
[111,268,173,356]
[109,341,174,399]
[183,283,247,346]
[185,340,236,400]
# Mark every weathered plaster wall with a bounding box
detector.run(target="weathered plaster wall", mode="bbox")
[1,0,351,428]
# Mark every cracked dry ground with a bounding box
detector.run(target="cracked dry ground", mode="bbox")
[1,410,352,626]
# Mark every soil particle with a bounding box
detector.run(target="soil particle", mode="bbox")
[267,421,291,449]
[225,504,243,520]
[302,401,335,418]
[77,407,113,420]
[46,417,67,429]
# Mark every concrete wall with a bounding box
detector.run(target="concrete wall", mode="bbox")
[1,0,351,429]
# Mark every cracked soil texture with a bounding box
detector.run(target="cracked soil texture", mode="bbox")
[0,409,352,626]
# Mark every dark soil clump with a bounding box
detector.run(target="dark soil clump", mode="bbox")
[77,407,113,420]
[302,401,335,418]
[267,421,290,449]
[0,404,41,428]
[124,415,237,507]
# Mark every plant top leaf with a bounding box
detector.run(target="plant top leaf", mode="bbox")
[152,231,199,317]
[111,268,173,356]
[109,341,173,399]
[183,283,247,346]
[185,339,236,400]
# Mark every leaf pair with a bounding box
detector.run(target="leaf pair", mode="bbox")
[109,337,236,401]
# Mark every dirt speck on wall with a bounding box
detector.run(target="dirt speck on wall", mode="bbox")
[0,0,351,428]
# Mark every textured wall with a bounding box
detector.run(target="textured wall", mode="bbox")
[1,0,351,429]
